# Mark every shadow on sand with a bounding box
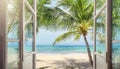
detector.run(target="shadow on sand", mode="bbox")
[51,58,92,69]
[37,58,92,69]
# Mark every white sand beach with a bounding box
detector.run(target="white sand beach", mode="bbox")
[36,53,92,69]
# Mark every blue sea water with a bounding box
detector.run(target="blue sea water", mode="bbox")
[36,44,110,54]
[8,45,96,54]
[37,45,94,54]
[8,43,120,54]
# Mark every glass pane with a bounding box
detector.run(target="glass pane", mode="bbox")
[24,23,33,53]
[7,42,19,69]
[23,55,33,69]
[24,6,33,53]
[112,0,120,69]
[96,8,106,54]
[112,43,120,69]
[7,0,19,39]
[96,0,106,14]
[112,0,120,40]
[96,55,107,69]
[25,6,33,25]
[27,0,33,8]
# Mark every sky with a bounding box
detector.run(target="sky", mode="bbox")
[36,29,93,45]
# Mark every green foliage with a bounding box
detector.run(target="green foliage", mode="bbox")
[97,50,102,54]
[39,68,45,69]
[53,22,92,45]
[37,0,94,31]
[58,0,94,27]
[112,0,120,39]
[74,34,81,41]
[51,0,93,45]
[7,0,19,33]
[53,31,77,45]
[37,0,62,31]
[97,33,105,43]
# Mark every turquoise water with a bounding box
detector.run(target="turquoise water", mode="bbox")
[37,45,95,54]
[8,44,106,54]
[8,45,94,54]
[8,44,120,54]
[36,45,108,54]
[37,45,94,53]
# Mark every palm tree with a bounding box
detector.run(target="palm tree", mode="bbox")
[37,0,65,31]
[52,0,94,66]
[53,21,93,66]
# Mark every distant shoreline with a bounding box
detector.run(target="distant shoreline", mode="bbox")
[36,52,90,55]
[37,44,94,46]
[8,45,106,54]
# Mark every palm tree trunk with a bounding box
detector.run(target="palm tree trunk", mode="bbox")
[83,35,93,66]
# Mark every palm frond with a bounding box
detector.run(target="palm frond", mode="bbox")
[74,34,81,41]
[53,31,76,45]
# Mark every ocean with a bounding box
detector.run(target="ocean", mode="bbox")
[8,44,107,54]
[37,45,94,54]
[7,43,120,54]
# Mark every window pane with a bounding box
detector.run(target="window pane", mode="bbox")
[25,6,33,25]
[112,43,120,69]
[112,0,120,69]
[27,0,33,8]
[7,42,19,69]
[7,0,19,39]
[112,0,120,40]
[96,8,106,54]
[24,24,33,53]
[96,0,106,14]
[96,55,107,69]
[24,6,33,53]
[23,55,33,69]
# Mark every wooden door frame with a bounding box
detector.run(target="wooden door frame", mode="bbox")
[106,0,112,69]
[0,0,7,69]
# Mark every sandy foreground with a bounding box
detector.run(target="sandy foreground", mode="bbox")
[36,53,92,69]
